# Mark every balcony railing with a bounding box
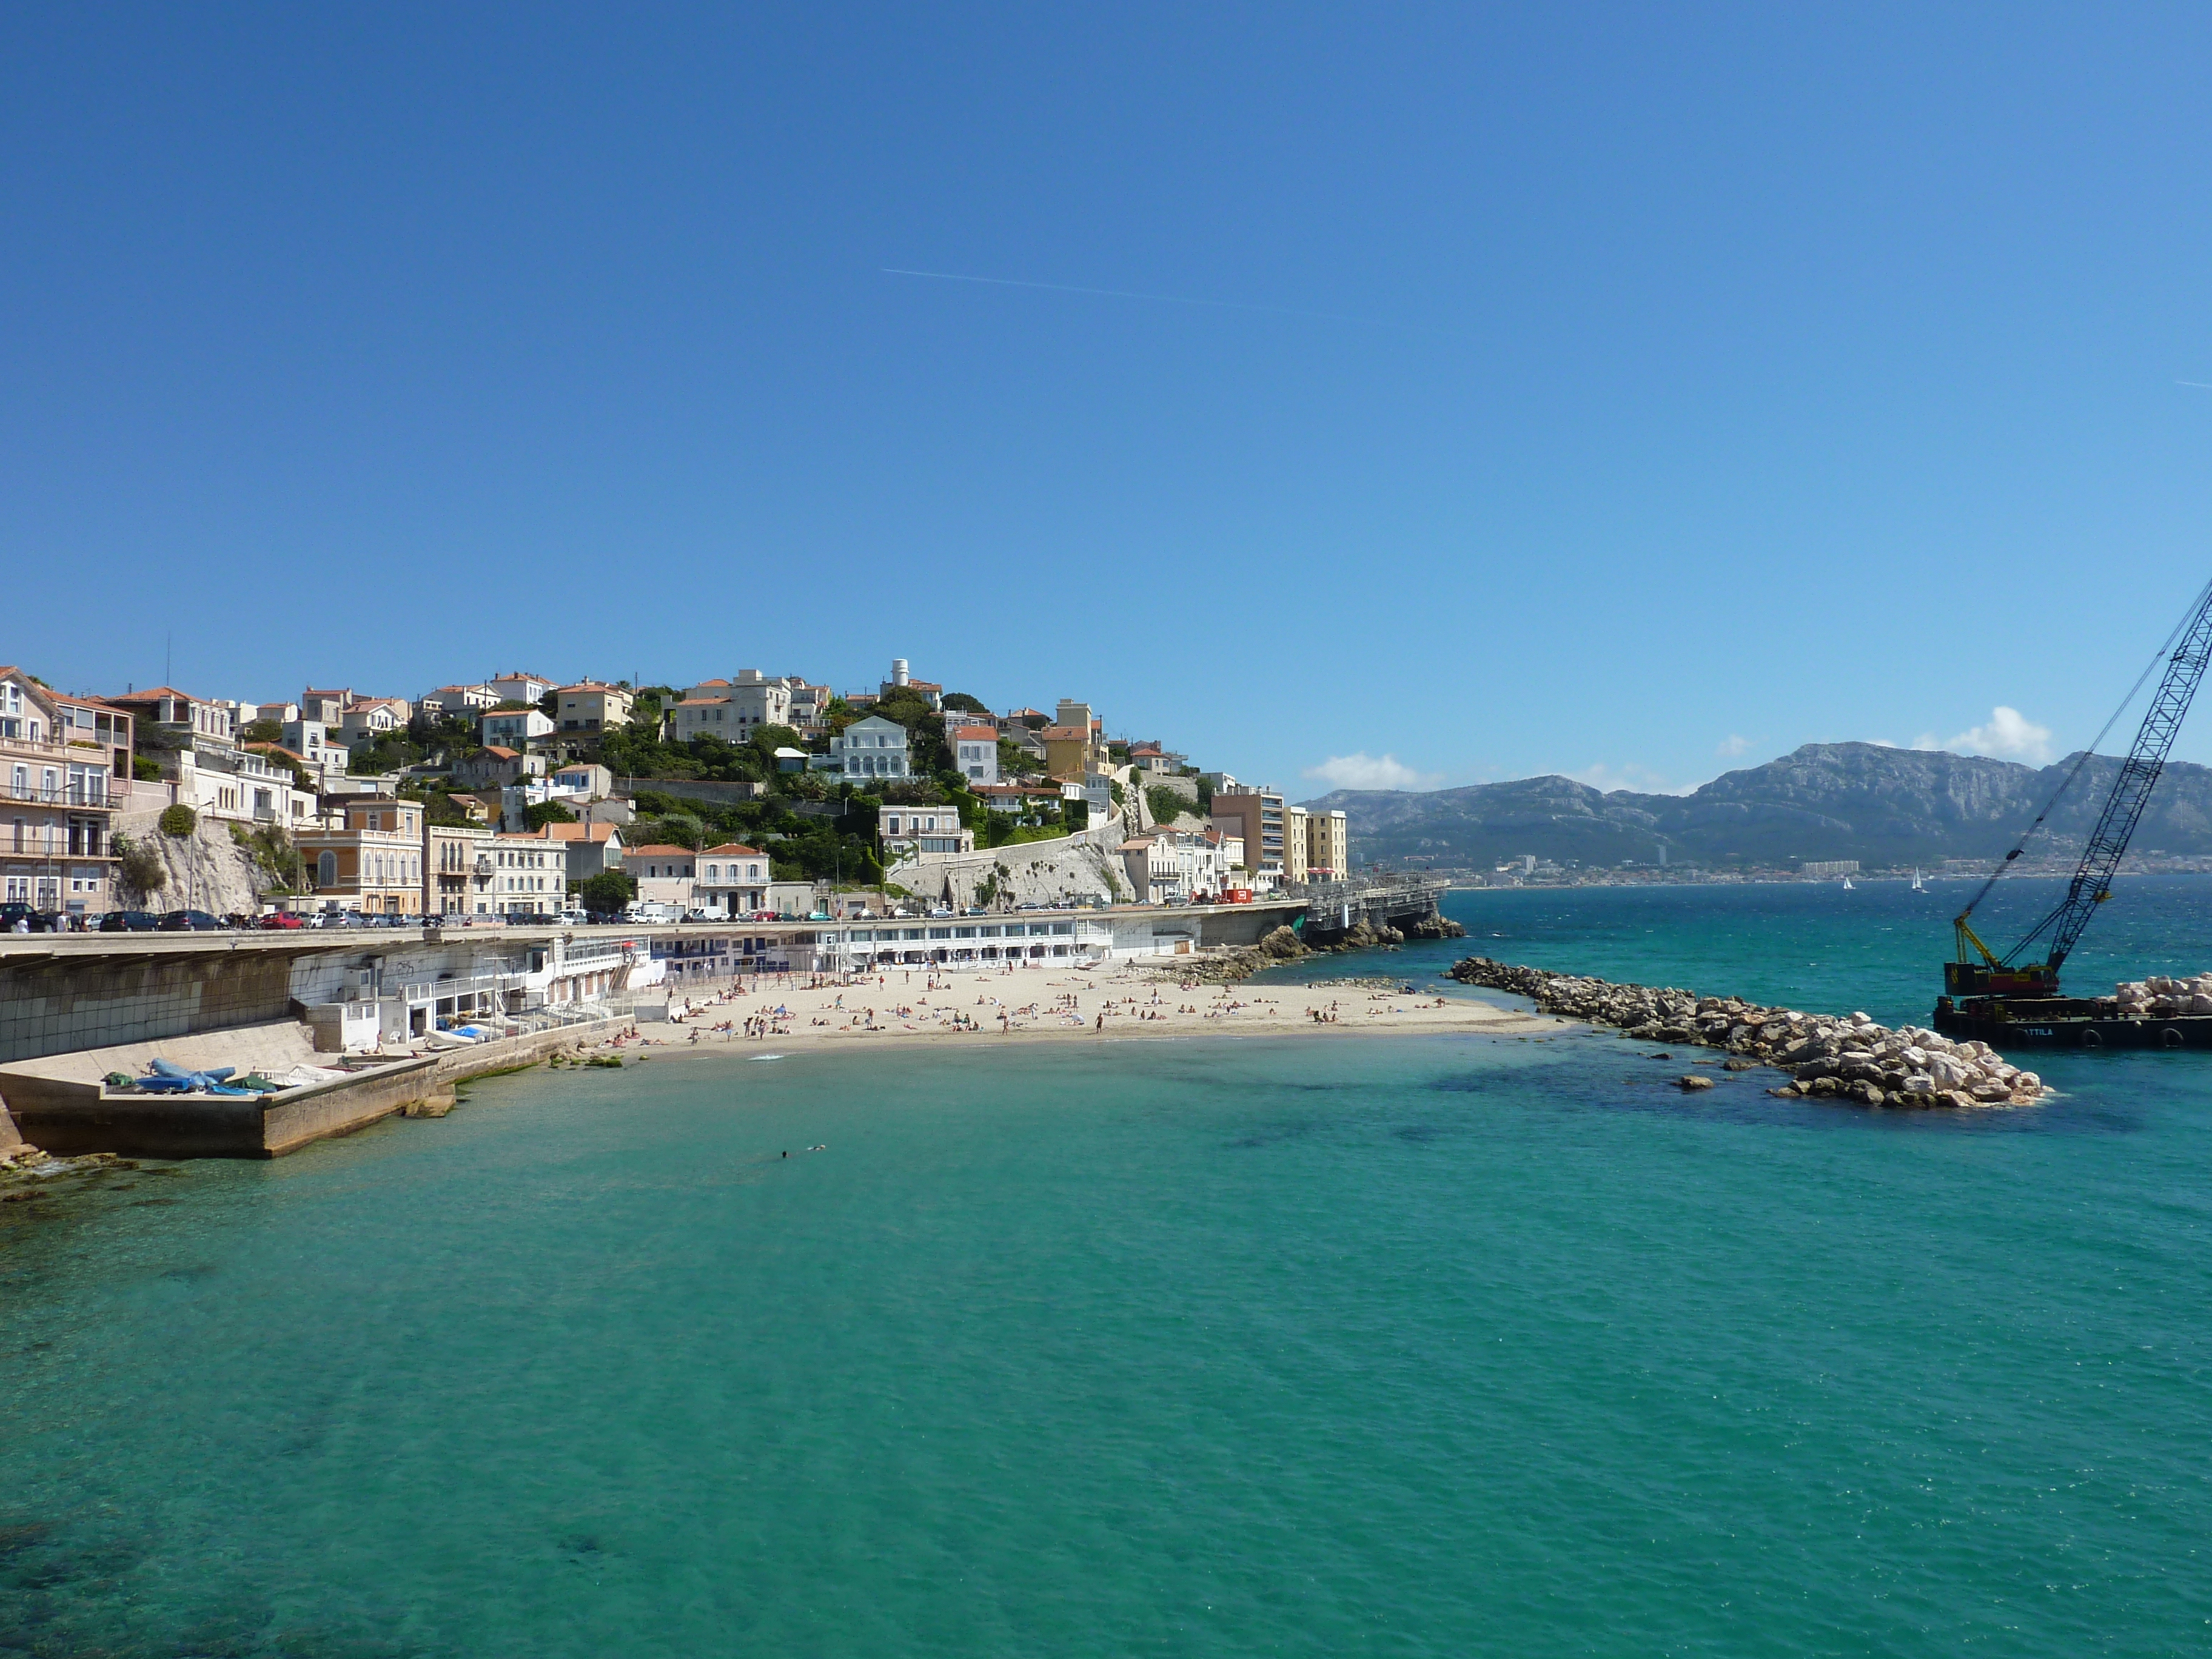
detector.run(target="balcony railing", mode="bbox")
[3,781,116,807]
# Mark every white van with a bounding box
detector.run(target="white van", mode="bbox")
[626,901,686,923]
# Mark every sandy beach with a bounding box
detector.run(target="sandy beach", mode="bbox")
[595,956,1551,1057]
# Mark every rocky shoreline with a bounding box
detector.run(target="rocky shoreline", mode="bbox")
[1164,914,1467,984]
[1447,956,2046,1108]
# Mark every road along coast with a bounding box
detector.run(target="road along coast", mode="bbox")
[1447,956,2046,1108]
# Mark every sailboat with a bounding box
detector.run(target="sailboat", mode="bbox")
[1911,868,1925,892]
[1841,875,1855,890]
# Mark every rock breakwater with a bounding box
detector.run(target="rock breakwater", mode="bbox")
[1447,956,2045,1108]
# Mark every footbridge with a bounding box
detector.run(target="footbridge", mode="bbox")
[1291,874,1452,942]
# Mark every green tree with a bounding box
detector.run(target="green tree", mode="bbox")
[132,754,163,782]
[240,717,283,745]
[157,803,198,838]
[1145,785,1188,827]
[523,799,578,831]
[577,870,636,913]
[942,692,990,714]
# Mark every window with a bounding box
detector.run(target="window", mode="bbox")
[318,851,337,888]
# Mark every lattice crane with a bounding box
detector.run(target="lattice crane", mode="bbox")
[1947,578,2212,999]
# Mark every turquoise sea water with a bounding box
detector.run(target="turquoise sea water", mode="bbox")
[4,880,2211,1656]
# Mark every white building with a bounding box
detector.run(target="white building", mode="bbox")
[1118,828,1235,907]
[670,671,794,742]
[951,725,999,785]
[625,843,701,910]
[481,708,555,748]
[489,671,555,705]
[488,830,563,917]
[828,716,910,781]
[879,803,974,857]
[696,842,771,917]
[422,684,500,717]
[336,697,410,747]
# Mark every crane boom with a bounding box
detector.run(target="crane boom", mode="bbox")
[1948,578,2212,997]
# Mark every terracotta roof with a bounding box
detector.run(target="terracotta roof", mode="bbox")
[110,685,203,703]
[555,682,626,695]
[700,842,764,857]
[1041,725,1088,742]
[693,678,731,688]
[953,725,998,741]
[672,697,728,708]
[623,843,698,858]
[244,742,309,765]
[478,746,519,760]
[540,822,620,843]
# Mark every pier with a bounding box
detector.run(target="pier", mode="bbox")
[1290,874,1452,943]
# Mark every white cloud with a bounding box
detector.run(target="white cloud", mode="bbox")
[1925,706,2055,765]
[1301,752,1440,791]
[1716,734,1752,757]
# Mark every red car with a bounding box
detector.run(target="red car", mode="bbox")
[258,911,306,930]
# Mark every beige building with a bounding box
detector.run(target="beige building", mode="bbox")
[696,842,771,917]
[1,669,133,919]
[425,822,496,917]
[1305,808,1349,882]
[298,797,426,916]
[552,682,634,734]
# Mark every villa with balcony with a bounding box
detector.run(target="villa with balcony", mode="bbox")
[1,667,133,917]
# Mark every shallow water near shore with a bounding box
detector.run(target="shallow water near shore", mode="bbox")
[4,883,2212,1655]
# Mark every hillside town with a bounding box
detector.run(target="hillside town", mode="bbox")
[0,657,1352,930]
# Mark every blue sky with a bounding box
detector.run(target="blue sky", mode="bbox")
[7,4,2212,797]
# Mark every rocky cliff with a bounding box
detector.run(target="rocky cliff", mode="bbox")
[1304,743,2212,869]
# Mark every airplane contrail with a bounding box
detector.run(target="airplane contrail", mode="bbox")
[880,267,1450,336]
[2177,380,2212,389]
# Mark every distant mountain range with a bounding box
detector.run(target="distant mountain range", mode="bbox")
[1301,743,2212,870]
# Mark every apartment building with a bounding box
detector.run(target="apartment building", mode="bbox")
[481,708,554,748]
[1117,827,1235,907]
[1304,808,1350,881]
[552,682,633,734]
[626,843,700,910]
[951,726,999,785]
[879,804,974,857]
[0,669,132,917]
[696,842,771,917]
[297,797,426,916]
[1209,787,1286,885]
[1284,805,1310,885]
[488,830,563,916]
[425,822,496,916]
[110,686,237,760]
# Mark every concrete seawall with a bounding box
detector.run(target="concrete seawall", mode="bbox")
[1,1013,629,1160]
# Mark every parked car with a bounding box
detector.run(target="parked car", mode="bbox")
[95,910,161,933]
[157,909,226,931]
[258,911,306,930]
[1,902,49,932]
